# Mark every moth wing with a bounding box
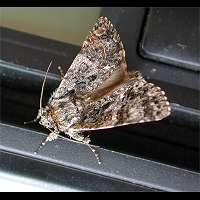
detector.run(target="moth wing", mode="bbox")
[73,72,171,131]
[54,16,128,99]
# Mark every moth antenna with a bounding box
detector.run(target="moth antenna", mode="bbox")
[24,61,53,125]
[40,61,53,111]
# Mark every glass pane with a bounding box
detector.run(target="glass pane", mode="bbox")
[0,7,101,46]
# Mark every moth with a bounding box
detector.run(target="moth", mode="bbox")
[29,16,171,164]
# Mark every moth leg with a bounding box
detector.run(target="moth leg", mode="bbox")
[66,130,101,164]
[58,66,65,80]
[34,131,59,154]
[83,137,101,165]
[81,135,101,165]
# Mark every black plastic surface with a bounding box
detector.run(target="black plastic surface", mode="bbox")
[140,8,200,71]
[1,123,199,192]
[1,149,153,192]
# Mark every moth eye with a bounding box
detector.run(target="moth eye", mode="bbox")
[88,75,97,81]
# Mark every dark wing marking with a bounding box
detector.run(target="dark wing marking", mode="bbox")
[72,72,171,130]
[53,16,128,99]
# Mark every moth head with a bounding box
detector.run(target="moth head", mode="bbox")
[38,106,54,129]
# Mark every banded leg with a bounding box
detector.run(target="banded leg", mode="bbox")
[34,131,59,154]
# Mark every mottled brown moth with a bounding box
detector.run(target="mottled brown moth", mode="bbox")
[29,17,171,164]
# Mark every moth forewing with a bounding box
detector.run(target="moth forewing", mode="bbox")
[34,16,171,165]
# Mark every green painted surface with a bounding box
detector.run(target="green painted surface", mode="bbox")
[0,7,101,46]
